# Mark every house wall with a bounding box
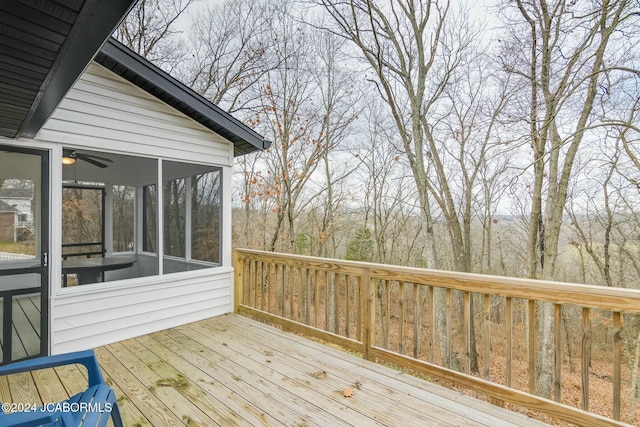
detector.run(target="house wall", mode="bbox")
[52,268,233,353]
[0,212,15,242]
[36,63,233,166]
[0,197,32,224]
[33,62,236,354]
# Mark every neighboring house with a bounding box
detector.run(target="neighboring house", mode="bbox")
[0,188,34,234]
[0,200,18,243]
[0,1,269,364]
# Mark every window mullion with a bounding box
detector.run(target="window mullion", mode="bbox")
[157,159,163,275]
[185,175,192,261]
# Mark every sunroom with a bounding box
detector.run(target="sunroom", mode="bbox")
[0,1,269,364]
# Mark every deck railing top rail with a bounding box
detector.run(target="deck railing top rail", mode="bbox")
[236,248,640,313]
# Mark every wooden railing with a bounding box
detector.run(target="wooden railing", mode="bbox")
[233,249,640,426]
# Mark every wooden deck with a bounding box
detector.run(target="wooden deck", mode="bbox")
[0,314,548,426]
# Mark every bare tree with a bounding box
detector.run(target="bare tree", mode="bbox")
[234,152,269,249]
[187,0,281,114]
[500,0,636,398]
[309,29,362,258]
[355,102,421,265]
[114,0,198,72]
[251,2,327,253]
[316,0,453,269]
[317,0,472,368]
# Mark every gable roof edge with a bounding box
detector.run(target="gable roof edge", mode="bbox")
[94,38,270,156]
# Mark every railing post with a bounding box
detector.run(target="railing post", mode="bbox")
[234,251,244,314]
[361,267,375,360]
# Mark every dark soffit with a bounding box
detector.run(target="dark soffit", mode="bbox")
[0,0,137,139]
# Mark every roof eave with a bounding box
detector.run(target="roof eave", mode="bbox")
[18,0,137,139]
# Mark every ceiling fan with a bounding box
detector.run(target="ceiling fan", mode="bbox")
[62,149,113,168]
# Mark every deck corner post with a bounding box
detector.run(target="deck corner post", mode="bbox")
[362,267,375,360]
[234,251,244,314]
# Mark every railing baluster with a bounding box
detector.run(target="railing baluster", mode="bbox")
[446,288,452,367]
[244,258,251,305]
[314,269,319,328]
[529,299,536,395]
[287,264,291,317]
[357,275,362,341]
[325,270,330,332]
[249,259,254,308]
[335,273,340,335]
[384,280,390,349]
[362,267,374,360]
[299,266,302,321]
[280,264,286,317]
[413,282,420,359]
[289,265,294,320]
[506,297,513,388]
[273,263,277,314]
[399,281,405,354]
[274,263,278,313]
[268,262,274,314]
[296,266,302,322]
[304,267,310,325]
[251,259,257,309]
[430,286,435,364]
[262,261,266,310]
[261,261,266,311]
[554,303,562,402]
[346,274,351,339]
[581,307,590,412]
[483,294,490,380]
[613,311,622,421]
[463,291,471,374]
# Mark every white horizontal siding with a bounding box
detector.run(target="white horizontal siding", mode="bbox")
[51,268,233,354]
[35,62,233,166]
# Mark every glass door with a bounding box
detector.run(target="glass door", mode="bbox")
[0,145,49,364]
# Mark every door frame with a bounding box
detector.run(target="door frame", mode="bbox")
[0,144,49,363]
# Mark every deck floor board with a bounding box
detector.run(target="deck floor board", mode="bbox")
[161,327,356,426]
[0,314,549,426]
[96,344,187,427]
[227,314,542,427]
[136,332,285,427]
[187,315,477,426]
[211,315,512,427]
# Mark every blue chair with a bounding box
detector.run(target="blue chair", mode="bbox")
[0,350,123,427]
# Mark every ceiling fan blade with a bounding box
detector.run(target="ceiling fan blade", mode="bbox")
[82,153,113,163]
[76,153,108,168]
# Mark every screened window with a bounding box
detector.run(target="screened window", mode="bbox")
[143,184,157,254]
[163,178,186,258]
[163,161,222,273]
[192,169,221,263]
[112,185,134,252]
[61,149,222,286]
